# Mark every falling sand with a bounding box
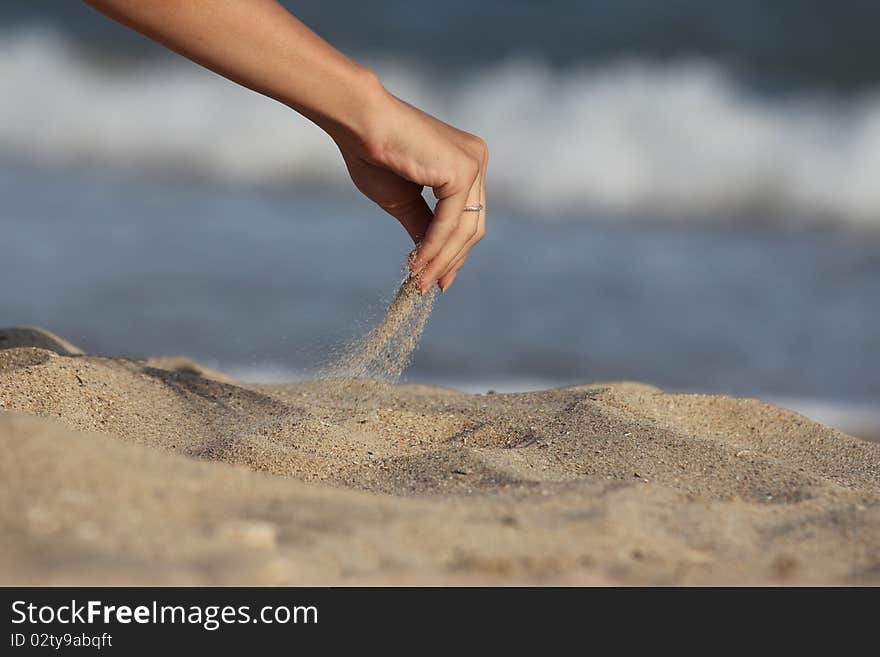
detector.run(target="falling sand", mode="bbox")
[323,272,437,383]
[3,265,880,585]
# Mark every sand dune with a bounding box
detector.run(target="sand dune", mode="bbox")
[1,327,878,585]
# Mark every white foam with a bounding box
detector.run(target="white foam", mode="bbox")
[5,28,880,228]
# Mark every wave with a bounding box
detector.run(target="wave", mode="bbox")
[4,28,880,229]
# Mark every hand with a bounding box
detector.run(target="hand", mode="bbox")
[82,1,486,293]
[334,92,488,293]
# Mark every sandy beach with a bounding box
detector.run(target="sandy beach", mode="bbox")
[1,327,878,586]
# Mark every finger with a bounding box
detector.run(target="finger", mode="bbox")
[419,212,480,291]
[438,270,457,292]
[381,195,433,244]
[434,211,480,285]
[479,145,488,221]
[409,194,468,285]
[422,166,482,277]
[435,166,486,290]
[410,164,478,275]
[437,206,484,291]
[438,254,466,292]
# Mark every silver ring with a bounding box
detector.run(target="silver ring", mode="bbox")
[463,204,483,212]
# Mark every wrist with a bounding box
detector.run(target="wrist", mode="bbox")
[289,62,393,155]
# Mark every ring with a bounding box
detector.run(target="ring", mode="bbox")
[463,204,483,212]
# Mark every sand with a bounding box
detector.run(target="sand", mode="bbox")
[1,326,879,585]
[323,274,437,382]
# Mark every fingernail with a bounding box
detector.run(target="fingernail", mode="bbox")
[438,282,446,293]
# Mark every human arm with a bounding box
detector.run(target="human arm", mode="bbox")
[83,0,488,292]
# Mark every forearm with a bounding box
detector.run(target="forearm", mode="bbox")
[83,0,385,144]
[84,0,488,291]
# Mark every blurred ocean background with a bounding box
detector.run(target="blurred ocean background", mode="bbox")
[1,1,878,436]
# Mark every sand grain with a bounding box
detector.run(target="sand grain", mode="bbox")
[1,327,879,585]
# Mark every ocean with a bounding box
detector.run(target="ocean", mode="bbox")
[1,1,878,433]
